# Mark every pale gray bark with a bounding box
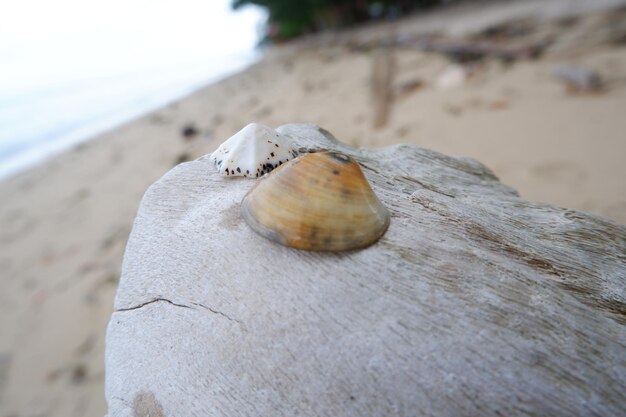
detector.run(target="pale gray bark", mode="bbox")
[105,124,625,417]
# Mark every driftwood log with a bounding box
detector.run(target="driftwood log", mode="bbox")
[407,38,547,62]
[105,124,625,417]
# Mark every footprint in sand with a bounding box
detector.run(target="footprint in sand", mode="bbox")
[0,211,37,243]
[601,201,626,224]
[531,160,587,185]
[0,352,12,404]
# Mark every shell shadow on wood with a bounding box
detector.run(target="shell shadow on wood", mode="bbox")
[240,151,390,251]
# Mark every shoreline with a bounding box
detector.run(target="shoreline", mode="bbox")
[1,0,626,415]
[0,53,262,181]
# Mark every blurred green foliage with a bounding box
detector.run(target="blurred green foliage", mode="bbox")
[232,0,442,40]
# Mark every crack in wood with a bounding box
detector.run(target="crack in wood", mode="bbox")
[116,298,242,324]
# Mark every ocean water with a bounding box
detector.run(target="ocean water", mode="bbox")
[0,0,265,179]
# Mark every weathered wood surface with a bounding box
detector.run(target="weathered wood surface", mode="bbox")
[105,124,625,417]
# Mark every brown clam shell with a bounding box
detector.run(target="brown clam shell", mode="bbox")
[240,151,390,251]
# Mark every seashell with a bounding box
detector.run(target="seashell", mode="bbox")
[209,123,298,178]
[241,151,390,251]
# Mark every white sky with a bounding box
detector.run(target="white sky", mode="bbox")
[0,0,266,90]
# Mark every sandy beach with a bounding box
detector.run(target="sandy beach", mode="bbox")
[1,0,625,415]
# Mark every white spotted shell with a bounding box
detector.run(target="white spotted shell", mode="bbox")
[209,123,298,178]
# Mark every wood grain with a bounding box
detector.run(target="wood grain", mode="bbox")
[106,124,625,417]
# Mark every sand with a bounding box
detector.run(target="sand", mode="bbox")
[1,0,625,415]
